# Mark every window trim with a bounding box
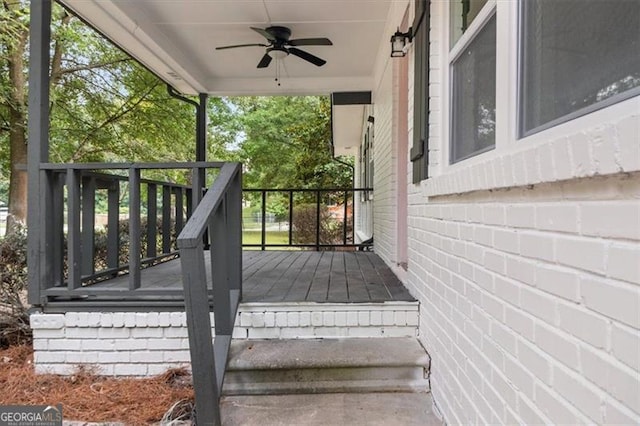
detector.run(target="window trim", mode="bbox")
[517,0,640,139]
[449,1,496,62]
[448,3,497,165]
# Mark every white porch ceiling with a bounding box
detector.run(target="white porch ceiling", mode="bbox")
[59,0,395,96]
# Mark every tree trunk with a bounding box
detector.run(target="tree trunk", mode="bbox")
[5,21,28,236]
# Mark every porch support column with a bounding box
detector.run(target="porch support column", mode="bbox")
[196,93,208,185]
[27,0,52,305]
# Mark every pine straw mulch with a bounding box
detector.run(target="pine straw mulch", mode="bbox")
[0,344,195,425]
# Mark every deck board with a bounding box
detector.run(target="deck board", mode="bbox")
[85,250,415,303]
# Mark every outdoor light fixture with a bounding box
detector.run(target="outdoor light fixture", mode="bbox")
[390,27,413,57]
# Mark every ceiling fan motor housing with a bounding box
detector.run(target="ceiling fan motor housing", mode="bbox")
[266,26,292,43]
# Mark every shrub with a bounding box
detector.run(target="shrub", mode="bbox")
[0,216,178,347]
[292,203,351,248]
[0,225,30,348]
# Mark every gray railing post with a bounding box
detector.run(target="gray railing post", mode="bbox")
[180,245,220,425]
[177,162,242,426]
[26,0,52,305]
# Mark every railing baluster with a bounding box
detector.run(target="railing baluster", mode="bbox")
[261,190,266,251]
[343,190,348,245]
[81,177,96,276]
[147,183,158,258]
[41,170,56,291]
[192,167,203,212]
[186,188,193,220]
[129,168,141,290]
[192,168,208,249]
[107,181,120,269]
[66,169,81,289]
[52,172,64,286]
[288,190,293,246]
[175,187,184,235]
[162,185,172,254]
[228,171,243,299]
[315,190,321,251]
[211,198,230,335]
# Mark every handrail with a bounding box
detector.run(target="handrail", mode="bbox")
[177,162,242,426]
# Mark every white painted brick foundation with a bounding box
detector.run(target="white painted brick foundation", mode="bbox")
[31,302,418,376]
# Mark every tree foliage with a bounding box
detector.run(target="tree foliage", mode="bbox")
[230,95,353,190]
[0,3,352,236]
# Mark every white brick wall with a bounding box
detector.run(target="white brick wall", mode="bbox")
[363,0,640,423]
[372,58,397,266]
[31,302,418,376]
[403,174,640,424]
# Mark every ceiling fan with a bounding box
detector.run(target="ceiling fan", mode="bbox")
[216,26,332,68]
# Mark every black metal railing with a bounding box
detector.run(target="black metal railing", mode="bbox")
[242,188,372,250]
[177,162,242,426]
[36,162,224,304]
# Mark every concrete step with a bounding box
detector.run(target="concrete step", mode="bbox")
[222,337,430,395]
[220,392,443,425]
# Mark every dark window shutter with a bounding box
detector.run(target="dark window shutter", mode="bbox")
[411,0,430,183]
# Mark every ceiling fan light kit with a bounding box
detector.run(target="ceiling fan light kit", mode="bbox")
[267,47,289,60]
[215,25,332,69]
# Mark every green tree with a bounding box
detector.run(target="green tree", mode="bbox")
[0,0,29,235]
[1,3,228,235]
[231,95,353,190]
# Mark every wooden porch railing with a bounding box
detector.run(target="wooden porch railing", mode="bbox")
[35,162,224,304]
[243,188,373,250]
[177,162,242,425]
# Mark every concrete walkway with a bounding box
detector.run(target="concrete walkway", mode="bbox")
[220,392,443,425]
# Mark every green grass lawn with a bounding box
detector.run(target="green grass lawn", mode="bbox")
[243,230,289,246]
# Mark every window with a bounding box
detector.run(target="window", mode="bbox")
[450,5,496,163]
[520,0,640,136]
[450,0,489,47]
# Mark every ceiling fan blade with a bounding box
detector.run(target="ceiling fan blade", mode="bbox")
[288,47,326,66]
[257,53,272,68]
[216,43,268,50]
[251,27,276,41]
[288,38,333,46]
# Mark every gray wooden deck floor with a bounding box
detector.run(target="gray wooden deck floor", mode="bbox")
[97,251,414,303]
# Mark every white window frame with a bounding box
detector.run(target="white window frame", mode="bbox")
[446,0,498,166]
[516,0,640,138]
[424,0,639,197]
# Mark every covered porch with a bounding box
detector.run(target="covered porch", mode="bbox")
[25,0,417,424]
[41,250,415,310]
